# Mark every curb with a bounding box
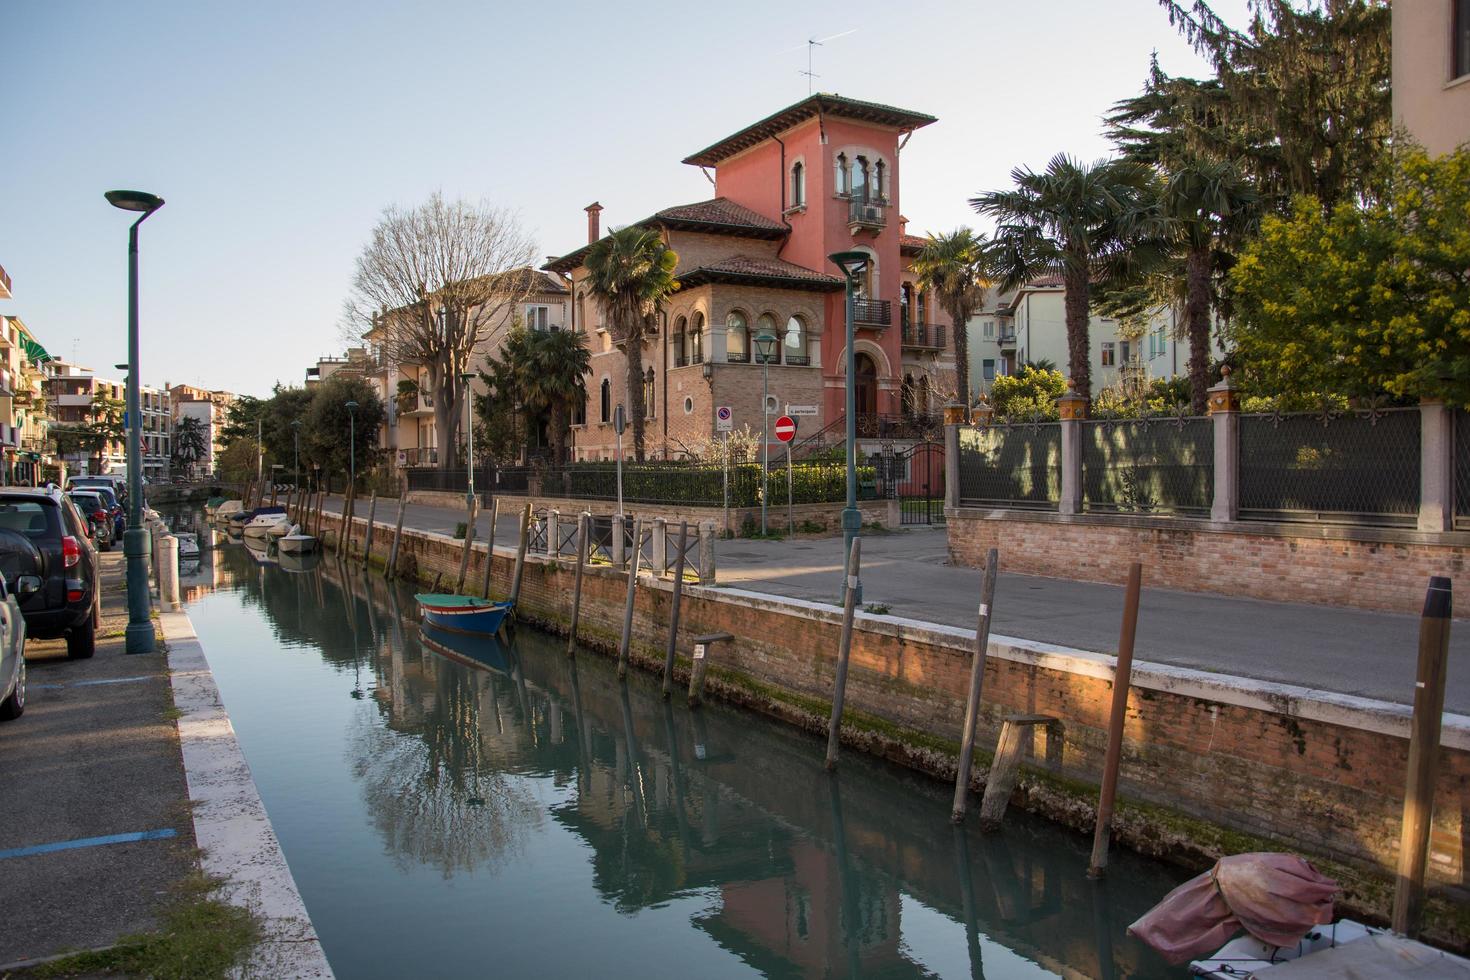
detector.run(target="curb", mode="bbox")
[160,608,334,978]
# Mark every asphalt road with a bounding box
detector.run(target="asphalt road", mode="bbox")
[0,552,196,968]
[319,495,1470,712]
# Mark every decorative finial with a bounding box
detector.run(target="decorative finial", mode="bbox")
[1221,365,1232,379]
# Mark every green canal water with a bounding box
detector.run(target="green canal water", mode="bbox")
[180,520,1189,979]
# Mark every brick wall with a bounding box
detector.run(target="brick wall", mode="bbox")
[317,508,1470,946]
[947,507,1470,615]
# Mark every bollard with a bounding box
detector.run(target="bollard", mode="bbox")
[1392,575,1455,936]
[481,497,500,599]
[952,547,999,823]
[509,502,531,607]
[661,521,690,700]
[566,513,588,657]
[456,496,477,593]
[698,521,716,585]
[652,517,668,576]
[687,632,732,708]
[1089,562,1143,876]
[612,513,626,567]
[547,509,561,560]
[825,538,862,771]
[386,495,407,580]
[361,492,378,570]
[618,517,644,679]
[158,534,180,611]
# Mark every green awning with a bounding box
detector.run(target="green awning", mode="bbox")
[21,337,50,364]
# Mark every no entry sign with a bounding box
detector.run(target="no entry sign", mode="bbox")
[774,415,797,443]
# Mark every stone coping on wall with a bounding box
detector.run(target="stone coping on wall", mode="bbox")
[948,504,1470,549]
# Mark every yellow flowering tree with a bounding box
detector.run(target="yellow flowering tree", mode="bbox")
[1230,148,1470,404]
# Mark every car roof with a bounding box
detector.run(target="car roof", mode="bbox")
[0,487,64,503]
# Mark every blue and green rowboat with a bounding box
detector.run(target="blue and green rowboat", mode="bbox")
[414,593,513,636]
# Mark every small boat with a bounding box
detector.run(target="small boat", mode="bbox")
[175,532,200,560]
[243,511,290,540]
[278,533,317,555]
[204,496,226,516]
[215,500,243,521]
[1193,921,1470,976]
[266,520,295,539]
[415,593,513,636]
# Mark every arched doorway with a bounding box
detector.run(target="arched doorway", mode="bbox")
[855,353,878,418]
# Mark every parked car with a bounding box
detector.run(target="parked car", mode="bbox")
[0,488,99,659]
[86,484,127,541]
[0,572,27,721]
[68,490,114,552]
[69,475,127,508]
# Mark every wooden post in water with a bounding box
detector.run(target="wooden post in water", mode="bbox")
[1088,562,1143,877]
[269,480,278,507]
[481,497,499,599]
[455,496,477,594]
[385,495,407,580]
[952,547,999,823]
[509,502,531,607]
[566,513,588,657]
[314,490,325,540]
[1392,575,1454,936]
[661,521,690,699]
[361,492,378,570]
[825,538,862,771]
[242,479,254,514]
[618,517,644,679]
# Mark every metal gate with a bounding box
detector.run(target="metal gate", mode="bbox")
[884,438,946,525]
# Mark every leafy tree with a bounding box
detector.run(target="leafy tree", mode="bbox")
[988,366,1068,420]
[219,394,263,447]
[910,229,990,410]
[973,154,1155,403]
[303,376,385,487]
[172,415,209,475]
[583,226,680,461]
[475,329,535,465]
[217,438,268,486]
[258,385,315,478]
[475,327,590,467]
[1229,147,1470,404]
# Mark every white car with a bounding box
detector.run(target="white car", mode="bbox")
[0,573,30,721]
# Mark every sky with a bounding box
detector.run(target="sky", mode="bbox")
[3,0,1251,398]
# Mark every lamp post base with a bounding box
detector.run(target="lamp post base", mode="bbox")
[841,506,863,606]
[122,527,155,654]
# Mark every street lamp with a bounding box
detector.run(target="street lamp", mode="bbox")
[345,400,358,492]
[459,372,476,508]
[290,419,302,489]
[754,329,779,535]
[829,250,868,604]
[106,189,164,655]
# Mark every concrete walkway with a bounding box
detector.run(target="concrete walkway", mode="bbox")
[319,495,1470,713]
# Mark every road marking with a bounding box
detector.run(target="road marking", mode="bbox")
[0,828,178,861]
[31,674,156,691]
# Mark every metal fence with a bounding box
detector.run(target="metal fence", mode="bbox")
[533,462,873,508]
[957,422,1062,509]
[1238,407,1421,526]
[529,510,704,578]
[1081,416,1214,517]
[1456,409,1470,530]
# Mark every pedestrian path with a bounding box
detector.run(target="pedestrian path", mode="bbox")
[320,495,1470,713]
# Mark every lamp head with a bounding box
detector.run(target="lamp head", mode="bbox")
[828,250,869,279]
[345,400,359,413]
[105,190,164,213]
[754,331,779,362]
[291,419,302,429]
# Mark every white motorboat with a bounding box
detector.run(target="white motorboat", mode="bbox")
[242,513,291,540]
[175,532,201,560]
[1192,920,1470,977]
[278,533,317,555]
[267,520,295,539]
[215,500,243,523]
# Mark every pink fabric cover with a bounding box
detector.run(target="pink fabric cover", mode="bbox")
[1127,852,1339,964]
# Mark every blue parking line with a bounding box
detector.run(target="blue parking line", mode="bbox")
[31,675,156,691]
[0,828,178,860]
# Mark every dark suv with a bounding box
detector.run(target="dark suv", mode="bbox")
[0,488,100,658]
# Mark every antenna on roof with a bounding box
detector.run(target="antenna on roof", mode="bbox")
[791,29,856,95]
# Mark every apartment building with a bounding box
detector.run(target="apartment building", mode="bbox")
[47,359,171,479]
[544,94,954,461]
[1393,1,1470,156]
[0,313,52,484]
[168,384,236,478]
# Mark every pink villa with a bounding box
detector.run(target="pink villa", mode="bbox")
[545,94,956,461]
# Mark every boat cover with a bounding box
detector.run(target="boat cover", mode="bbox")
[1128,852,1337,963]
[1256,933,1470,977]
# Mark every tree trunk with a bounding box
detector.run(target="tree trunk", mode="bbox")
[549,402,567,467]
[1185,246,1212,416]
[950,299,971,411]
[1062,263,1092,404]
[626,315,649,462]
[432,366,456,471]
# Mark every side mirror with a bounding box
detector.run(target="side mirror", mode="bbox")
[15,575,42,596]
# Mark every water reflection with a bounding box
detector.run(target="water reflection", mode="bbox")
[188,521,1186,979]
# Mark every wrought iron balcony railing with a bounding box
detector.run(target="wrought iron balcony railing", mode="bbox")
[902,323,946,350]
[852,299,891,327]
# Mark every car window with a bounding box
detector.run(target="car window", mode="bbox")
[70,494,103,513]
[0,500,60,540]
[60,499,87,538]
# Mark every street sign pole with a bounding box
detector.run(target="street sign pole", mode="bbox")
[723,432,729,535]
[716,406,733,537]
[787,440,793,535]
[614,404,626,517]
[774,414,798,535]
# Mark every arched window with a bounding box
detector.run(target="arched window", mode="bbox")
[835,153,849,196]
[755,313,779,364]
[643,368,656,419]
[673,315,687,366]
[900,283,913,329]
[576,292,586,334]
[875,160,886,200]
[790,161,805,207]
[599,378,610,424]
[852,156,869,201]
[916,287,927,324]
[691,312,705,363]
[726,311,749,362]
[784,315,809,366]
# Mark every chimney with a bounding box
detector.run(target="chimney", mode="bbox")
[585,202,603,244]
[899,214,909,236]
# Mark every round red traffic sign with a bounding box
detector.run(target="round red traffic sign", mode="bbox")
[774,416,797,442]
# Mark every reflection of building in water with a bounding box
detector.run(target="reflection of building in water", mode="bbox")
[180,528,243,601]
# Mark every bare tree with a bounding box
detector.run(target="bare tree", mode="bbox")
[344,193,538,471]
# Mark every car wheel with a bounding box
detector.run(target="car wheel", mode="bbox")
[0,655,24,721]
[66,615,96,660]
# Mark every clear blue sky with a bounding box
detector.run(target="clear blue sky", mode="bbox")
[3,0,1246,397]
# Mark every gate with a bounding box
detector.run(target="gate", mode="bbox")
[884,438,946,525]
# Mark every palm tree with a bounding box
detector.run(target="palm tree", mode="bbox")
[521,328,591,466]
[583,227,680,461]
[972,154,1154,403]
[910,229,989,411]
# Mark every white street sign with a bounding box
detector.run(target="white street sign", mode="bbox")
[716,405,733,432]
[785,404,819,416]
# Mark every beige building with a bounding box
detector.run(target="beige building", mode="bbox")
[169,384,236,478]
[1393,1,1470,156]
[47,360,172,480]
[0,313,53,484]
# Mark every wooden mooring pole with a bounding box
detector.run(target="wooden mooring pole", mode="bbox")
[1088,562,1143,877]
[951,547,999,823]
[509,502,531,607]
[661,521,690,700]
[825,537,862,772]
[385,496,407,580]
[1392,575,1454,936]
[361,492,378,570]
[566,513,588,657]
[481,497,499,599]
[455,496,477,594]
[618,517,644,679]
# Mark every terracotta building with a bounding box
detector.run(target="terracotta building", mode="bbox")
[545,94,955,461]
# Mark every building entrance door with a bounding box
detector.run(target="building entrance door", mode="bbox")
[855,353,878,418]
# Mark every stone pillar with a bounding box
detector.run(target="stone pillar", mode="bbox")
[1056,388,1088,516]
[611,513,626,567]
[1419,397,1453,533]
[652,517,668,575]
[942,400,967,426]
[1208,368,1241,524]
[698,520,716,585]
[546,509,560,559]
[944,423,961,511]
[158,534,180,611]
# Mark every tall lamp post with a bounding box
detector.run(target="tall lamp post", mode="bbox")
[106,189,164,655]
[345,400,358,491]
[829,250,868,604]
[754,329,779,535]
[459,372,476,508]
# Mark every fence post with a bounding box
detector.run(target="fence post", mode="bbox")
[1056,387,1087,515]
[1208,368,1241,524]
[945,422,961,511]
[652,517,668,575]
[698,521,716,585]
[547,509,561,561]
[1419,397,1453,533]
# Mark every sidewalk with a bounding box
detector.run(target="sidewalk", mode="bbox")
[320,495,1470,713]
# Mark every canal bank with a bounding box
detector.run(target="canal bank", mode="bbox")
[317,503,1470,950]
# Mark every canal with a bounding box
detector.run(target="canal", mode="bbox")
[179,515,1189,978]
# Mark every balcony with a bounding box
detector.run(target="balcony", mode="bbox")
[847,198,886,234]
[397,392,435,416]
[997,330,1017,348]
[852,299,891,328]
[901,322,946,351]
[400,447,439,467]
